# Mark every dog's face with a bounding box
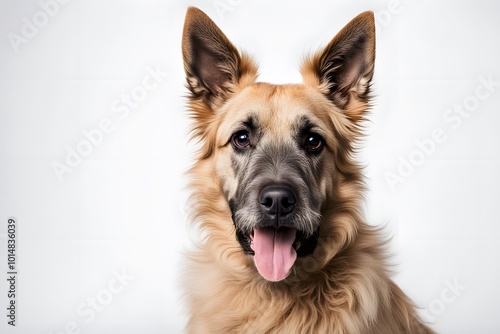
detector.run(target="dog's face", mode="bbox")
[216,85,341,270]
[182,8,375,282]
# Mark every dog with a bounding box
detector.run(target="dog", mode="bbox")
[181,7,435,333]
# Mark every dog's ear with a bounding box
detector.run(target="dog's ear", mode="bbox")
[182,7,257,108]
[301,11,375,120]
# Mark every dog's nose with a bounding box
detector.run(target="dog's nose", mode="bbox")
[259,185,296,218]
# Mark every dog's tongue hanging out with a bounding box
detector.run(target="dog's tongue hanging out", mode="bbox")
[250,227,297,281]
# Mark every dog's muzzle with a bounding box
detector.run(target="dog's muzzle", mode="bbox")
[232,184,319,282]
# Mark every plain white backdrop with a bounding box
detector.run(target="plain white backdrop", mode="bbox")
[1,0,499,333]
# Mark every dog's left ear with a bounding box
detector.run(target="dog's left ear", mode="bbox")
[301,11,375,120]
[182,7,258,109]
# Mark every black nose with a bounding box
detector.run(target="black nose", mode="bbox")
[259,185,296,219]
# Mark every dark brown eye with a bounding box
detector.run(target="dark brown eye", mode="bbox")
[305,133,324,152]
[232,130,250,149]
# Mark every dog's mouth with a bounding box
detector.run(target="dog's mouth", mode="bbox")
[236,227,319,282]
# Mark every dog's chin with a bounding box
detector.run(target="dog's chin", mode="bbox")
[236,226,319,282]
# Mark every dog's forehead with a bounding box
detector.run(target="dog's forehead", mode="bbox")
[218,83,331,140]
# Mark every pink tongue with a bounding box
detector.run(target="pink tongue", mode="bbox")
[250,227,297,282]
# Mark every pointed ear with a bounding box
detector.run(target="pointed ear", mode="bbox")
[182,7,258,108]
[301,11,375,115]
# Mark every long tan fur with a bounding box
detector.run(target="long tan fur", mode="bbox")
[181,7,435,334]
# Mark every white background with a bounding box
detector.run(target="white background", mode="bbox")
[1,0,499,333]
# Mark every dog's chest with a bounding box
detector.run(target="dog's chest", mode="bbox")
[186,257,362,334]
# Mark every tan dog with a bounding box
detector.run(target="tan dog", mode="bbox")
[181,7,435,333]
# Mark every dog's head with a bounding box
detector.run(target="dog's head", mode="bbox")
[182,7,375,282]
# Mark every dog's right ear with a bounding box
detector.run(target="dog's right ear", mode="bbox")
[182,7,258,108]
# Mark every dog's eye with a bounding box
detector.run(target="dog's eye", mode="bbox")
[232,130,251,149]
[305,133,324,152]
